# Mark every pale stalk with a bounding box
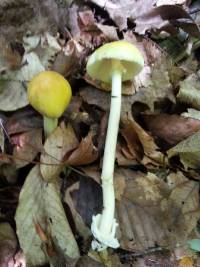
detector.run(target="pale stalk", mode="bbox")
[99,68,122,234]
[43,116,58,137]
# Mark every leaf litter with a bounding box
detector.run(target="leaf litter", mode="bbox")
[1,0,200,266]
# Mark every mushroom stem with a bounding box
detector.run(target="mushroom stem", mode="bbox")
[99,68,121,235]
[43,116,58,137]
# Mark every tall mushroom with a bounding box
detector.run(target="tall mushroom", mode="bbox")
[28,71,72,137]
[86,41,144,250]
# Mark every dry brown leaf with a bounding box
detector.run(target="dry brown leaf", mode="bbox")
[116,143,138,166]
[121,118,165,166]
[12,129,42,168]
[65,131,98,166]
[143,113,200,146]
[40,123,78,181]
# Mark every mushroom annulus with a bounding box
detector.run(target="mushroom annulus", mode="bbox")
[28,71,72,137]
[86,41,144,250]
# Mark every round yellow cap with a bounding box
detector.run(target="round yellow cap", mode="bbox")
[28,71,72,118]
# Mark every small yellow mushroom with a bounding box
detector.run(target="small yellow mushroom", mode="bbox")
[28,71,72,137]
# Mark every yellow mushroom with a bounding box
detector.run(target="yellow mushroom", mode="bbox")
[28,71,72,137]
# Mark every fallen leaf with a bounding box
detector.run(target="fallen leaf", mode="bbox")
[121,118,165,166]
[15,165,80,266]
[143,113,200,146]
[65,131,98,166]
[40,123,78,181]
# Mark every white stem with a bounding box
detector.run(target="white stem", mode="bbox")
[99,68,122,234]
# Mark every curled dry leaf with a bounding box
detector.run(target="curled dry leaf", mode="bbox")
[68,3,118,42]
[11,129,43,168]
[121,118,165,166]
[64,131,98,166]
[143,113,200,146]
[40,123,78,182]
[0,223,17,267]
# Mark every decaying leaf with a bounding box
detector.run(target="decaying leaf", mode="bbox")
[40,123,78,181]
[15,165,80,266]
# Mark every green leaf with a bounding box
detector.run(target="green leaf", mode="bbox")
[188,239,200,251]
[15,165,80,266]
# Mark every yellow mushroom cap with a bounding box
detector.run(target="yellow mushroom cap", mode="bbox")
[28,71,72,118]
[86,41,144,83]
